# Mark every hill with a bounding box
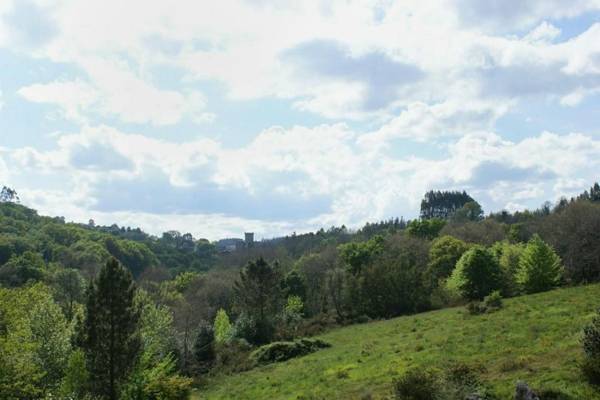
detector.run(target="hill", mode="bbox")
[196,284,600,399]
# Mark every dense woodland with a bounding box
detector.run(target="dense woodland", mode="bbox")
[1,183,600,399]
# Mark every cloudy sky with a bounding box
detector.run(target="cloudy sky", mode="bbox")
[1,0,600,240]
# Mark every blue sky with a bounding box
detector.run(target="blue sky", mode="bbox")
[1,0,600,240]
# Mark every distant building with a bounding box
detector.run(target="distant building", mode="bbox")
[215,238,245,253]
[245,232,254,247]
[216,233,255,253]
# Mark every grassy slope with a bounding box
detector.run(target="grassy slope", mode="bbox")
[195,284,600,399]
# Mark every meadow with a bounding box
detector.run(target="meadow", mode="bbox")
[195,283,600,399]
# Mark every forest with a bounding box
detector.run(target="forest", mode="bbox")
[1,182,600,399]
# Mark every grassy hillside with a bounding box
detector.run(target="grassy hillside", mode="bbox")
[195,284,600,399]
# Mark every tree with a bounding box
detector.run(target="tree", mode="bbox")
[426,235,469,285]
[420,190,475,219]
[516,234,563,293]
[213,309,233,344]
[338,235,384,275]
[448,246,503,300]
[0,186,19,203]
[50,267,85,320]
[233,257,282,344]
[451,201,484,222]
[193,322,215,372]
[406,219,446,240]
[83,258,141,400]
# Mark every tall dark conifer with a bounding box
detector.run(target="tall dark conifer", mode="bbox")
[83,258,140,400]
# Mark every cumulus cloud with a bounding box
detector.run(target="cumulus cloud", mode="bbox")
[3,1,600,237]
[5,123,600,238]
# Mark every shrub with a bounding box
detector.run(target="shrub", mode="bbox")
[466,291,502,316]
[393,368,441,400]
[483,290,502,310]
[250,338,331,365]
[582,308,600,385]
[213,339,254,374]
[516,235,563,294]
[393,364,495,400]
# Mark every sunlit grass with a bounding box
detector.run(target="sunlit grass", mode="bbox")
[194,284,600,399]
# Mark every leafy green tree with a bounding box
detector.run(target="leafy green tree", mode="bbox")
[83,258,141,400]
[213,308,233,344]
[451,201,484,222]
[0,251,46,287]
[233,257,282,344]
[338,235,384,275]
[491,241,524,297]
[60,349,89,399]
[281,269,306,300]
[406,219,446,240]
[121,290,190,400]
[50,267,85,320]
[516,234,563,293]
[361,250,430,318]
[0,283,71,398]
[448,246,503,300]
[426,235,469,285]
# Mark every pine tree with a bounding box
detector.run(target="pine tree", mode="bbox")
[233,257,281,344]
[83,258,141,400]
[516,234,563,294]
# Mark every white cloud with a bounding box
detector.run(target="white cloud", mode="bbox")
[5,123,600,237]
[524,21,561,43]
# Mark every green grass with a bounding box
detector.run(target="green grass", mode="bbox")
[193,284,600,399]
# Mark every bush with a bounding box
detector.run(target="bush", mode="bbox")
[213,339,254,374]
[250,338,331,365]
[393,364,495,400]
[483,291,502,310]
[582,308,600,385]
[393,368,441,400]
[466,291,502,315]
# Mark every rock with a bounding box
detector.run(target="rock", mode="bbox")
[515,381,540,400]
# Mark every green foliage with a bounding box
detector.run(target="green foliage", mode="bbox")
[0,250,46,287]
[250,338,331,365]
[407,218,446,240]
[427,235,469,284]
[338,235,384,275]
[49,267,85,320]
[516,234,563,294]
[361,253,430,318]
[194,321,215,371]
[83,258,141,400]
[0,283,71,398]
[213,308,233,344]
[491,241,525,297]
[393,367,441,400]
[60,349,89,399]
[420,190,476,220]
[278,295,304,340]
[467,291,503,315]
[233,257,281,344]
[448,246,503,300]
[451,201,484,222]
[582,308,600,385]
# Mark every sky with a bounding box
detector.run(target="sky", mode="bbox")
[1,0,600,240]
